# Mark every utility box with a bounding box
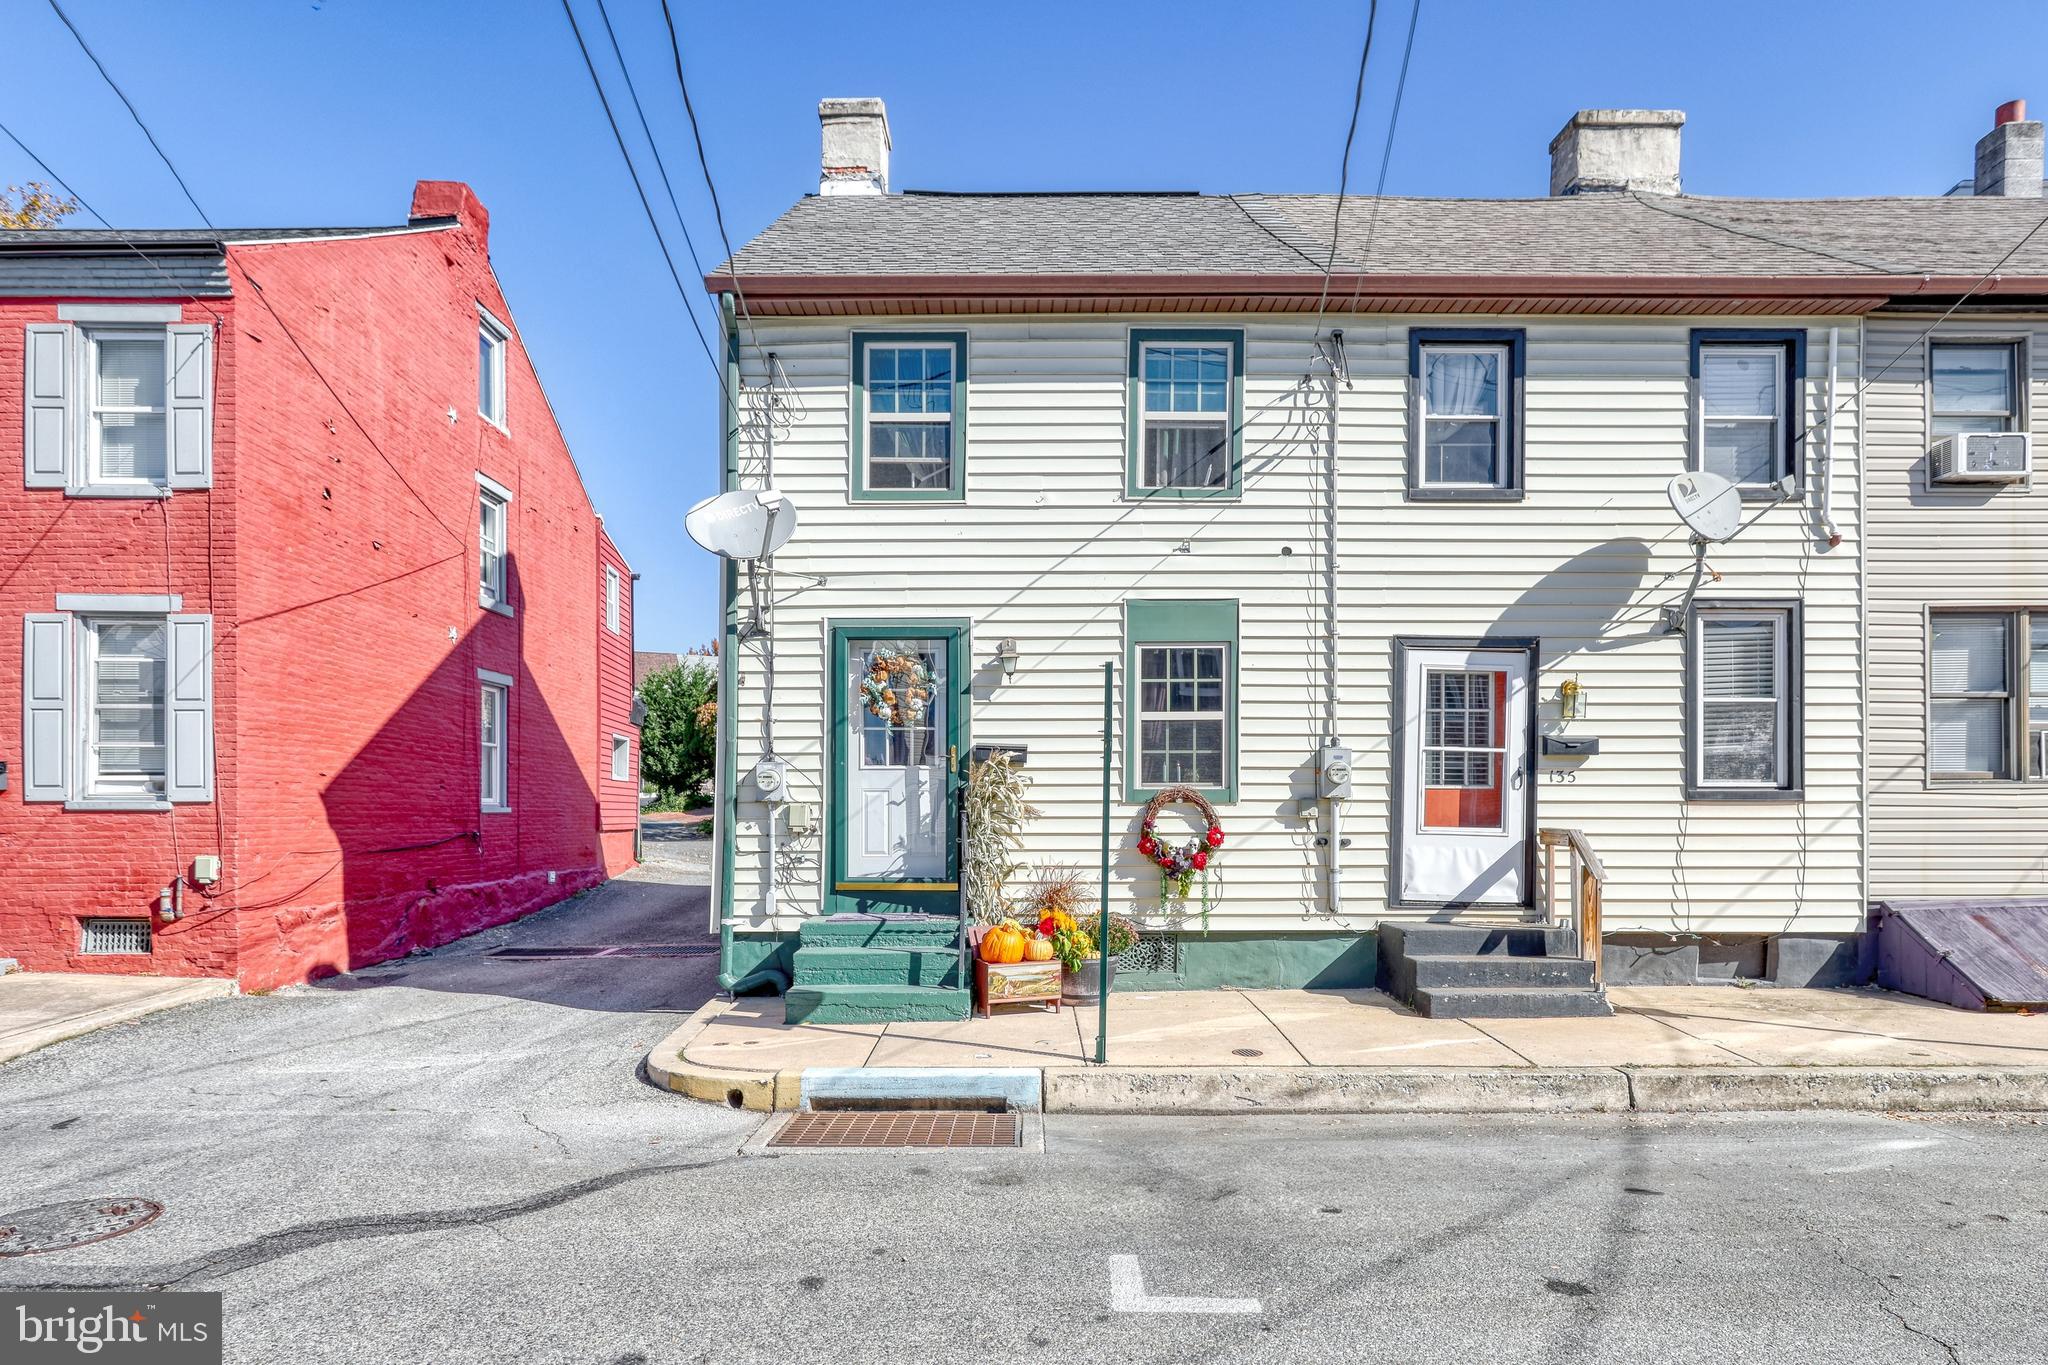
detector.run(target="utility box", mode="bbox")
[751,758,791,803]
[191,855,221,885]
[1317,744,1354,800]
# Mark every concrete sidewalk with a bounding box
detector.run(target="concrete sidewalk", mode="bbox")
[647,984,2048,1115]
[0,971,234,1064]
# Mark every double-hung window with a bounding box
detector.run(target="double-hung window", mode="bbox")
[611,733,630,783]
[852,332,967,500]
[605,565,622,634]
[1688,603,1801,798]
[1691,330,1803,495]
[1927,609,2048,781]
[477,473,511,612]
[479,671,511,812]
[478,309,509,429]
[1930,341,2022,438]
[1125,598,1238,801]
[1128,329,1242,498]
[1409,328,1523,497]
[83,619,167,799]
[87,332,168,487]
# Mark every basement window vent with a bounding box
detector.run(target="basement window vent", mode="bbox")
[1117,931,1181,976]
[80,918,152,956]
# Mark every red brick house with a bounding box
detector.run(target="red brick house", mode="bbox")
[1,180,637,990]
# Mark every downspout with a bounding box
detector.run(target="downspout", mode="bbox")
[1818,327,1843,549]
[716,293,788,995]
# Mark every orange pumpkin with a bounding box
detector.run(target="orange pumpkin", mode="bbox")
[1023,935,1056,963]
[979,923,1026,964]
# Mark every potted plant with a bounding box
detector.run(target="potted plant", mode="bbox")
[1054,913,1137,1002]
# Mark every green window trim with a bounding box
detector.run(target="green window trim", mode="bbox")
[1124,598,1239,804]
[1126,327,1245,500]
[850,331,968,502]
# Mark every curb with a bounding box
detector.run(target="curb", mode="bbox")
[644,1014,2048,1117]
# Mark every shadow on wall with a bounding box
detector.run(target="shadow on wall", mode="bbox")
[1489,537,1659,657]
[281,556,605,983]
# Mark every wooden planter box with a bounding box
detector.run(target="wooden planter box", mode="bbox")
[973,959,1063,1018]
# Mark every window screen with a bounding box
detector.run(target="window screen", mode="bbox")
[1698,346,1784,487]
[1931,613,2012,777]
[1931,343,2019,438]
[91,333,168,483]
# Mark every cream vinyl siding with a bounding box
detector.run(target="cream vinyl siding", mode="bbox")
[1865,315,2048,898]
[722,314,1863,936]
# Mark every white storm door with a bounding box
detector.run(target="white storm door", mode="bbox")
[1399,647,1530,907]
[845,637,950,882]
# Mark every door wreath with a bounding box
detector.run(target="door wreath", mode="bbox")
[1136,785,1226,926]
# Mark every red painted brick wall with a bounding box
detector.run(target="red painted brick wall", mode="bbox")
[597,523,638,872]
[0,183,635,988]
[0,298,241,979]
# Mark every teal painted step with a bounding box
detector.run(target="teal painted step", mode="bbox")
[793,945,962,988]
[784,983,971,1025]
[798,913,960,950]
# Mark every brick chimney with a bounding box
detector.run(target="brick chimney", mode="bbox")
[1974,100,2043,198]
[409,180,491,244]
[818,99,890,196]
[1548,110,1684,196]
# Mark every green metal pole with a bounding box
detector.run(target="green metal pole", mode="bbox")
[1097,659,1112,1066]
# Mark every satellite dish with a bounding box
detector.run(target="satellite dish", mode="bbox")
[1666,471,1742,543]
[685,489,797,560]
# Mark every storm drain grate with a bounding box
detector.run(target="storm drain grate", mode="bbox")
[0,1198,163,1257]
[484,944,717,960]
[79,918,152,956]
[769,1111,1020,1149]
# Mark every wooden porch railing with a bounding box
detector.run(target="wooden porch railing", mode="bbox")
[1537,827,1607,983]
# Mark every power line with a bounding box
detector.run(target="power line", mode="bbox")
[657,0,761,362]
[1307,0,1379,340]
[559,0,732,406]
[45,0,212,228]
[1345,0,1422,308]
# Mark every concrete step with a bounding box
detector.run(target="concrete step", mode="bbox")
[797,913,960,950]
[784,983,971,1025]
[1381,922,1575,959]
[792,945,962,988]
[1412,984,1615,1020]
[1402,953,1598,992]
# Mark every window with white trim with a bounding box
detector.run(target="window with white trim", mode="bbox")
[480,679,509,811]
[1931,342,2022,438]
[863,341,956,491]
[1696,345,1787,488]
[605,565,621,634]
[86,330,168,487]
[478,311,508,428]
[82,618,167,799]
[1690,606,1799,795]
[478,483,508,610]
[1418,344,1509,488]
[23,319,213,495]
[1137,342,1232,490]
[1137,644,1229,788]
[1926,609,2048,781]
[611,733,630,783]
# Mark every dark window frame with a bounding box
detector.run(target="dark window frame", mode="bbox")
[1684,598,1805,802]
[1688,328,1807,501]
[1406,327,1527,501]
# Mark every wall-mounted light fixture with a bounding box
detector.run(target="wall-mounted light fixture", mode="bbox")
[1558,676,1587,721]
[996,638,1020,680]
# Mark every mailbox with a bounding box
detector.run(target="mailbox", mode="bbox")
[1542,735,1600,757]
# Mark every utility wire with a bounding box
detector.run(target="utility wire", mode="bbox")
[45,0,212,227]
[657,0,762,363]
[1345,0,1422,309]
[0,119,226,328]
[1307,0,1378,341]
[559,0,732,406]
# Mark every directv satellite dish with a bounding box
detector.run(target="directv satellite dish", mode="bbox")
[1666,471,1742,543]
[685,489,797,560]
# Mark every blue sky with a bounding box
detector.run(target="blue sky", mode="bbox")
[10,0,2048,648]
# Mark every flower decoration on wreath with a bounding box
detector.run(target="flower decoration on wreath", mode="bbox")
[1135,785,1226,922]
[860,649,932,729]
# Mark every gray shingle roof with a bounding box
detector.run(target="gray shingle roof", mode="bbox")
[0,220,460,298]
[719,190,2048,281]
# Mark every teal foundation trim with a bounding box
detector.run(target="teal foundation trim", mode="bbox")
[1116,932,1379,991]
[727,935,798,993]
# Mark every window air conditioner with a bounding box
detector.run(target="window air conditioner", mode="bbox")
[1930,432,2030,484]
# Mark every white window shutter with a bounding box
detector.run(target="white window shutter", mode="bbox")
[165,325,212,489]
[22,613,71,801]
[164,614,214,802]
[23,324,71,488]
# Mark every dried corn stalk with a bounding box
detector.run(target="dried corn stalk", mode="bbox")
[962,753,1039,923]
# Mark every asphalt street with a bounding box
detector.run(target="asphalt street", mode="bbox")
[3,839,2046,1364]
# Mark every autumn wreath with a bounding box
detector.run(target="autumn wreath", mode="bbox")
[1136,785,1226,920]
[860,649,932,729]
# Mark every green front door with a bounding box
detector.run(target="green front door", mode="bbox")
[827,621,970,916]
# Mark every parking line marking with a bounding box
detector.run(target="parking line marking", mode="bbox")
[1107,1256,1262,1315]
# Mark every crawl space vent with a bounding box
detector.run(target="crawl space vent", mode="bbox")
[80,918,152,956]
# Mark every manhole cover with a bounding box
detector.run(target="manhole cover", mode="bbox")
[0,1198,163,1257]
[769,1112,1019,1149]
[1232,1048,1265,1058]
